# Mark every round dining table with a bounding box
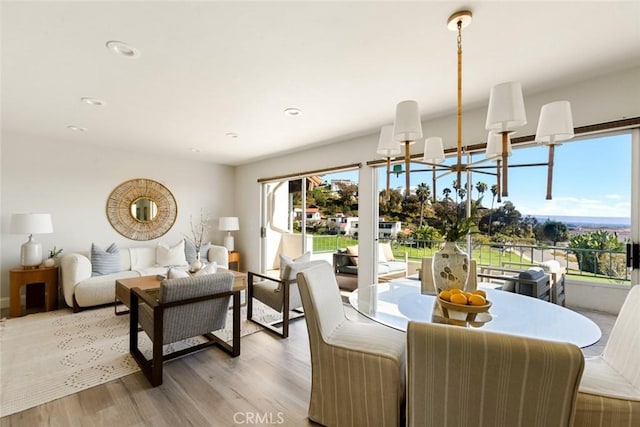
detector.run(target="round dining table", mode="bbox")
[349,280,602,348]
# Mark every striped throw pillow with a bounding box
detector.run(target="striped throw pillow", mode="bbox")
[91,243,121,276]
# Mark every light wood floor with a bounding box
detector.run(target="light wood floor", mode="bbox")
[1,305,615,427]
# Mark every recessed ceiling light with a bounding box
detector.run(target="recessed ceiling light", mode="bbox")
[226,132,239,139]
[190,148,201,153]
[105,40,140,58]
[81,97,106,106]
[67,125,87,132]
[284,108,302,117]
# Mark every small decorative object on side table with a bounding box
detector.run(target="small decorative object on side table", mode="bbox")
[9,266,59,317]
[228,251,240,271]
[44,246,63,267]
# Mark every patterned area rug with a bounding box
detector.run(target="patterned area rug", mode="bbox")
[0,301,280,416]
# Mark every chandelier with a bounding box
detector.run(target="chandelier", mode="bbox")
[377,9,575,201]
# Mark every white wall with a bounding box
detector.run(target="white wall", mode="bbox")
[1,132,235,308]
[236,66,640,307]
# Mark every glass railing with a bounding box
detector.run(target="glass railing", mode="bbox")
[310,234,631,284]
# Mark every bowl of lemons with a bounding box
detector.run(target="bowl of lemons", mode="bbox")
[437,288,492,322]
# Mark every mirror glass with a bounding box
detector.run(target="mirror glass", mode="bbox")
[130,197,158,222]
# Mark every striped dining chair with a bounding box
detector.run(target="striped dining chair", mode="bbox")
[406,321,585,427]
[296,261,406,427]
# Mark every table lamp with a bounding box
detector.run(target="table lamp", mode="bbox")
[11,213,53,268]
[219,217,239,252]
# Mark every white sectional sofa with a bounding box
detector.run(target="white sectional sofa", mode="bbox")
[60,243,229,312]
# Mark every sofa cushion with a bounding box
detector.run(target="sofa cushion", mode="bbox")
[157,240,188,267]
[75,270,139,306]
[91,243,121,276]
[280,252,311,281]
[346,245,359,265]
[130,247,157,270]
[184,239,211,264]
[379,261,407,275]
[168,267,190,279]
[195,262,218,276]
[380,242,395,261]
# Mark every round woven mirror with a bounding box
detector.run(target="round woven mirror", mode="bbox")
[106,178,177,240]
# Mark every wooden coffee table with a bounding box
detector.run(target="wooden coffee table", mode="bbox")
[115,269,247,315]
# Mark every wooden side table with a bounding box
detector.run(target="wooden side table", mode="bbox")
[229,251,240,271]
[9,266,59,317]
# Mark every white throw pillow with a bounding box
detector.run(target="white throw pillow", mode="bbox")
[280,252,311,281]
[129,247,157,270]
[167,267,190,279]
[195,261,218,276]
[157,240,188,267]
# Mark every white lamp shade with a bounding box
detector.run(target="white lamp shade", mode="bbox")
[11,213,53,234]
[485,131,512,160]
[376,125,400,156]
[218,216,239,231]
[535,100,574,145]
[394,100,423,142]
[485,81,527,132]
[423,137,445,163]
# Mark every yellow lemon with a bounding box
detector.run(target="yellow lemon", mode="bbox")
[462,291,473,301]
[450,293,468,305]
[472,289,487,298]
[449,288,463,295]
[439,290,452,302]
[469,294,487,306]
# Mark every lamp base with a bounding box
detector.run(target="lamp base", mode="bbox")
[21,235,43,268]
[223,234,235,252]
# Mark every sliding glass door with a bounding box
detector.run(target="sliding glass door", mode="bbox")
[259,169,359,278]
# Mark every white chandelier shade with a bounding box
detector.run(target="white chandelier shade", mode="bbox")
[535,100,575,145]
[394,100,423,142]
[485,81,528,133]
[376,124,400,156]
[423,137,446,164]
[485,131,512,160]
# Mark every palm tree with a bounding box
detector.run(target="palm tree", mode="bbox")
[475,181,488,205]
[457,187,467,201]
[488,184,498,236]
[415,183,430,228]
[442,187,452,200]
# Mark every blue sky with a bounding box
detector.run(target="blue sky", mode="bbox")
[325,133,632,219]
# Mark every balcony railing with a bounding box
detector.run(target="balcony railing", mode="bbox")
[310,235,631,284]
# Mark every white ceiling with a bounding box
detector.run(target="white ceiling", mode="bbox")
[3,1,639,166]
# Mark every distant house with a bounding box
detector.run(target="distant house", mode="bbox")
[293,206,322,221]
[347,219,401,239]
[329,179,356,193]
[305,206,321,221]
[329,215,358,235]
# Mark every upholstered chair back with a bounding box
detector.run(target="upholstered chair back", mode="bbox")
[297,261,405,427]
[138,272,233,345]
[406,321,584,427]
[296,261,346,340]
[575,285,640,425]
[601,285,640,388]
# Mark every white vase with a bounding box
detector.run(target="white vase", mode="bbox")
[190,252,203,272]
[432,241,470,293]
[43,258,56,268]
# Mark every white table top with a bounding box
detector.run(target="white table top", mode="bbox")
[349,280,602,348]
